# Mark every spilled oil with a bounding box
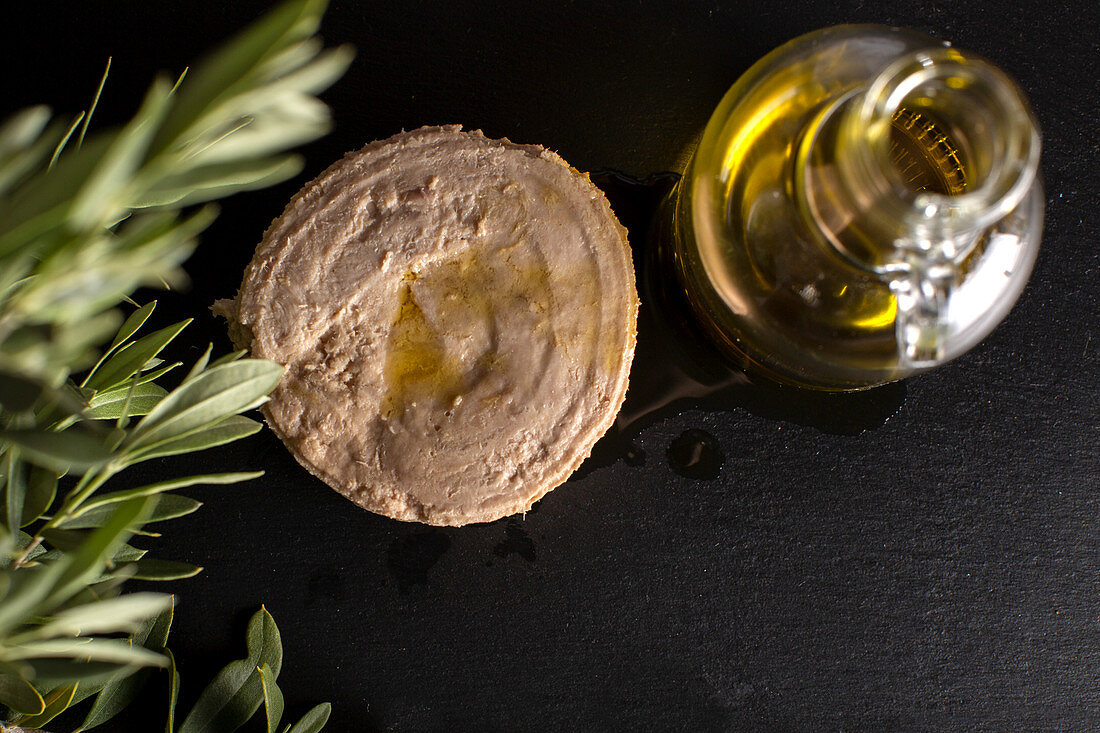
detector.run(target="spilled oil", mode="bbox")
[571,171,907,479]
[667,429,724,480]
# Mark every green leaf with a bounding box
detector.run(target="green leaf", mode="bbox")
[83,319,191,393]
[187,102,326,169]
[43,496,155,610]
[0,105,51,157]
[134,361,183,386]
[49,112,86,170]
[6,637,168,667]
[69,77,171,229]
[122,414,262,464]
[40,527,91,551]
[0,427,111,472]
[265,42,354,99]
[21,465,58,527]
[38,540,147,568]
[210,349,249,367]
[284,703,331,733]
[71,601,173,724]
[113,377,141,430]
[151,0,330,156]
[3,449,26,534]
[86,381,169,420]
[14,681,77,729]
[258,663,284,733]
[26,659,135,688]
[112,542,148,565]
[126,359,282,450]
[15,529,46,553]
[0,660,45,715]
[166,648,180,733]
[72,471,262,517]
[70,673,129,727]
[77,56,112,150]
[0,369,43,412]
[0,107,60,196]
[76,668,146,731]
[136,600,175,649]
[129,557,202,582]
[0,563,66,637]
[185,343,214,382]
[178,606,282,733]
[106,301,157,355]
[17,592,173,641]
[0,527,17,559]
[60,493,202,530]
[135,154,305,208]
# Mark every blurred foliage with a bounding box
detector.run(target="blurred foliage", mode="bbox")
[0,1,350,729]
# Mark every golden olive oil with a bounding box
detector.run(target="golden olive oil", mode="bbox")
[668,26,1042,389]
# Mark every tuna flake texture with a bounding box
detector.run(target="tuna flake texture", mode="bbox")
[217,126,638,525]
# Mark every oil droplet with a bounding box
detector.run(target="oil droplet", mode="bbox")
[382,279,465,419]
[666,429,724,480]
[623,441,647,467]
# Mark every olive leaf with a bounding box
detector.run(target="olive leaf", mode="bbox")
[129,558,203,582]
[0,428,111,473]
[25,660,135,690]
[83,319,191,394]
[68,472,263,519]
[0,498,152,636]
[0,660,44,715]
[123,360,284,452]
[58,494,202,530]
[75,602,174,731]
[122,415,264,464]
[0,370,41,412]
[2,449,26,534]
[85,382,169,420]
[0,0,348,728]
[105,300,157,354]
[20,466,58,528]
[0,106,54,197]
[12,593,173,642]
[5,638,166,667]
[166,648,180,733]
[178,606,283,733]
[40,496,155,615]
[283,703,332,733]
[258,663,285,733]
[13,680,77,729]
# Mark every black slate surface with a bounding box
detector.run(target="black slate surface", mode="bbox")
[6,1,1099,730]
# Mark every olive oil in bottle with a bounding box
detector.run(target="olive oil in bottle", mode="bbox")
[668,25,1042,390]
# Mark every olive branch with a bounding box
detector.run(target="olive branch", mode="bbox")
[0,1,351,730]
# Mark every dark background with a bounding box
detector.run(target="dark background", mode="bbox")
[6,0,1099,730]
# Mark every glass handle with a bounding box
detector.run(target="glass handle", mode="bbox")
[889,249,957,368]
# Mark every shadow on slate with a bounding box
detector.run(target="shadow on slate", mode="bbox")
[386,530,453,595]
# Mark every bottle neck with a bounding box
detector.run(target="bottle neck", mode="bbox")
[797,47,1041,366]
[799,47,1041,275]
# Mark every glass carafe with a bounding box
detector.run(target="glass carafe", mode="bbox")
[667,25,1043,390]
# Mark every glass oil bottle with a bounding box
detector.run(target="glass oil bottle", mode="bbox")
[666,25,1043,390]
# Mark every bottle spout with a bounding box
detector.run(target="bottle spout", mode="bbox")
[889,243,959,368]
[836,46,1043,371]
